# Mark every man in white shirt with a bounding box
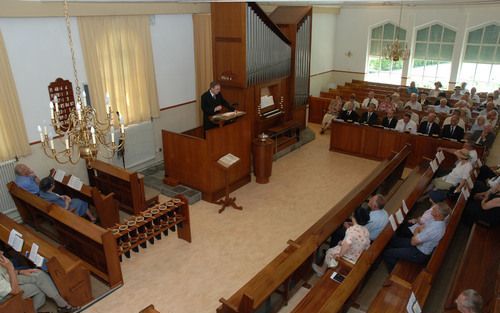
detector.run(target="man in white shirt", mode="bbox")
[470,87,481,105]
[343,93,360,110]
[361,91,379,109]
[434,98,451,114]
[395,112,417,134]
[431,150,472,191]
[404,93,422,111]
[451,86,463,100]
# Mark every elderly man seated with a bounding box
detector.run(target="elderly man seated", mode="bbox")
[382,109,397,129]
[14,164,40,195]
[404,93,422,111]
[470,115,486,133]
[391,92,404,111]
[361,91,378,108]
[456,100,472,119]
[451,86,463,100]
[470,87,481,106]
[434,98,451,114]
[359,103,378,125]
[0,250,77,313]
[430,149,472,191]
[485,110,498,127]
[479,101,496,116]
[39,176,96,222]
[443,110,466,129]
[471,124,496,148]
[455,289,483,313]
[395,112,417,134]
[382,202,450,271]
[441,115,465,141]
[343,93,360,110]
[339,101,359,122]
[418,112,441,136]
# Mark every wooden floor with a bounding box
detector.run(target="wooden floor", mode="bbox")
[81,123,380,313]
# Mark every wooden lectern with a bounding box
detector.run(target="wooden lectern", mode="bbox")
[216,154,243,213]
[162,114,251,203]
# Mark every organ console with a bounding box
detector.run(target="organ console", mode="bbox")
[211,3,312,145]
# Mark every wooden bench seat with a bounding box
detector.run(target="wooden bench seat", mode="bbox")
[0,213,93,307]
[0,291,35,313]
[8,182,123,288]
[444,224,500,313]
[217,145,412,313]
[50,169,119,228]
[268,121,301,153]
[88,160,159,215]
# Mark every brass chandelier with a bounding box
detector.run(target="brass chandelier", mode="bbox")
[383,0,410,62]
[38,0,125,165]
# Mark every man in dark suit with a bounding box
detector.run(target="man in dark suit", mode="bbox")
[382,109,397,129]
[359,103,378,125]
[201,81,235,130]
[418,112,441,136]
[338,101,359,122]
[471,125,495,148]
[441,115,464,141]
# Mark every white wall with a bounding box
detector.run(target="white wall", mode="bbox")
[332,4,500,86]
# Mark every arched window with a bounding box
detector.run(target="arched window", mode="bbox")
[459,24,499,92]
[366,22,407,84]
[409,23,456,88]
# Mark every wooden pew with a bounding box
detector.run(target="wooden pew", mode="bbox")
[292,159,436,313]
[0,291,35,313]
[87,159,159,215]
[217,145,411,313]
[50,169,119,228]
[0,213,93,306]
[367,167,478,312]
[329,121,484,168]
[140,304,161,313]
[7,182,123,288]
[444,224,500,313]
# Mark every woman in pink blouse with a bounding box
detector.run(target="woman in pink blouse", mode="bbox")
[312,207,371,276]
[378,94,396,113]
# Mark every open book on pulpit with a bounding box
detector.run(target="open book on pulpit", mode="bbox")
[217,153,240,168]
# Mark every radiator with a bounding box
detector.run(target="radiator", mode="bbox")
[0,159,20,222]
[111,121,156,170]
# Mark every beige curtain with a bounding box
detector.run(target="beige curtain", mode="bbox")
[78,16,159,125]
[0,31,30,161]
[193,13,213,122]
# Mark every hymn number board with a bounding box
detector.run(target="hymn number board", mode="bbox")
[48,78,75,131]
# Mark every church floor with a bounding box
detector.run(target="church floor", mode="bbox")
[83,123,379,313]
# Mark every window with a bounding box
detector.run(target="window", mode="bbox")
[410,24,456,88]
[366,22,407,84]
[459,24,499,92]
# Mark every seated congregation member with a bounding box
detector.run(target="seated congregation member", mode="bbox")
[451,86,463,100]
[419,92,430,108]
[313,207,371,276]
[434,98,451,114]
[471,124,495,149]
[343,93,360,110]
[460,82,469,94]
[480,94,494,109]
[330,194,387,247]
[441,115,465,141]
[421,107,440,124]
[470,115,486,133]
[462,183,500,227]
[361,91,378,108]
[378,94,395,113]
[395,112,417,134]
[470,87,481,106]
[456,100,472,119]
[479,101,496,116]
[455,289,483,313]
[443,110,466,129]
[382,109,398,129]
[462,92,473,106]
[391,92,404,111]
[494,89,500,107]
[429,149,472,191]
[404,93,422,111]
[406,81,418,96]
[0,250,77,313]
[429,81,443,98]
[39,176,96,222]
[397,192,448,238]
[359,103,378,125]
[485,110,498,127]
[338,101,359,122]
[382,202,450,271]
[320,96,342,134]
[14,164,40,195]
[418,112,441,136]
[438,141,478,165]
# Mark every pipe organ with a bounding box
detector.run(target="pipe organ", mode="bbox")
[211,2,312,145]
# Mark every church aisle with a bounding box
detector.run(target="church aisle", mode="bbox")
[84,124,379,313]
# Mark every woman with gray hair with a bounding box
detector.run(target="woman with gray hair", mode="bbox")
[455,289,483,313]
